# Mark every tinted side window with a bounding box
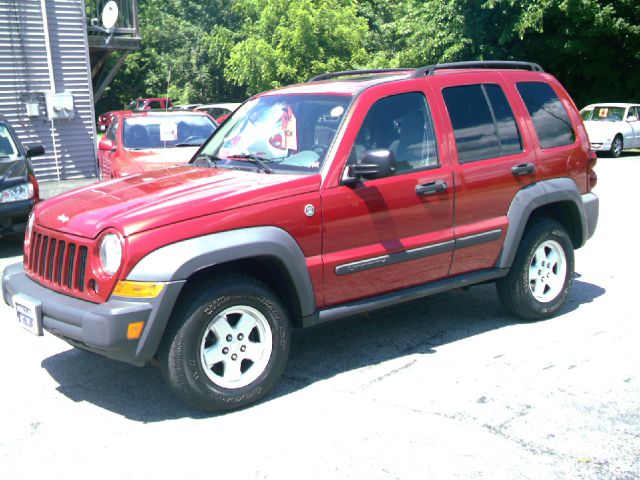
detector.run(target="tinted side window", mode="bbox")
[443,84,522,163]
[348,92,438,175]
[517,82,575,149]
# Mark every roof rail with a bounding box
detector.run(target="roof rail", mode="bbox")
[412,61,544,77]
[308,68,411,82]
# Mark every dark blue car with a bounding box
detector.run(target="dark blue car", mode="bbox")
[0,117,44,237]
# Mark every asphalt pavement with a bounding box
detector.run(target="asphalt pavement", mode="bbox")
[0,156,638,479]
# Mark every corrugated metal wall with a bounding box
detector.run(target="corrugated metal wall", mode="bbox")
[0,0,97,181]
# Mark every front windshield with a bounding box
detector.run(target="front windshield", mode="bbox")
[581,106,625,122]
[123,114,216,149]
[0,125,19,160]
[196,93,352,173]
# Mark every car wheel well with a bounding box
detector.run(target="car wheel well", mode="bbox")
[526,201,583,249]
[174,257,302,328]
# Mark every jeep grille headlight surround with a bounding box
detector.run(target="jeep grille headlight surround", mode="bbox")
[0,183,33,203]
[99,232,123,276]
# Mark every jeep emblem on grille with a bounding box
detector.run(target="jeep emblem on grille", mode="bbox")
[57,214,70,223]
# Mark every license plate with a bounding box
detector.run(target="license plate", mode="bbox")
[13,294,43,336]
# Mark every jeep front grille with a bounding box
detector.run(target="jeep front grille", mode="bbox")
[28,229,89,293]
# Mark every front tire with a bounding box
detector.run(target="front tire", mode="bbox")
[496,219,574,321]
[159,276,290,412]
[610,135,623,158]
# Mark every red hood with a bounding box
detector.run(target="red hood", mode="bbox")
[118,147,199,174]
[34,167,321,238]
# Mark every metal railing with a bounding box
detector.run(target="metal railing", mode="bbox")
[86,0,139,37]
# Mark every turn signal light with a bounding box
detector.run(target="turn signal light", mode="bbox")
[112,280,165,298]
[127,321,145,340]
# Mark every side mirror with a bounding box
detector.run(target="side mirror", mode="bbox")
[344,149,395,184]
[98,137,116,151]
[627,116,638,122]
[26,145,45,158]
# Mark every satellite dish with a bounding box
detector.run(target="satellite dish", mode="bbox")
[101,1,119,30]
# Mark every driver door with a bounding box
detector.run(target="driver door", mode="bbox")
[321,88,454,306]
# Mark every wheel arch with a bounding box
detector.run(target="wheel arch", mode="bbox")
[497,178,588,269]
[126,226,317,327]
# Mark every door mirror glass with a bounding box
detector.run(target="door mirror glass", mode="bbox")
[26,145,45,157]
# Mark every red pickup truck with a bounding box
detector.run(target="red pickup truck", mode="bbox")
[4,61,598,412]
[97,97,173,131]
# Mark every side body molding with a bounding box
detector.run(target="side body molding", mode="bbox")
[497,178,597,270]
[127,226,317,317]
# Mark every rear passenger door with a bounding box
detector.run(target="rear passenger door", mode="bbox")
[432,74,540,276]
[321,85,454,306]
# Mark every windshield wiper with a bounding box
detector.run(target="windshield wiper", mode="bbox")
[227,153,273,174]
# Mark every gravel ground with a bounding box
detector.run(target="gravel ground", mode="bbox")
[0,155,638,480]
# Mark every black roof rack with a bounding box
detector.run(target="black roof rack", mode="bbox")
[412,60,544,77]
[307,61,543,83]
[308,68,412,82]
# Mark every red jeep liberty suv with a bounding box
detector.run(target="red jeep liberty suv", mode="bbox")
[3,61,599,412]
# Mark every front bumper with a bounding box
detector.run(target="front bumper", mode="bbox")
[2,263,185,366]
[0,198,34,237]
[590,140,612,152]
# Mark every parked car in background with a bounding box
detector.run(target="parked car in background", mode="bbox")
[97,110,217,178]
[170,104,202,111]
[0,117,43,237]
[127,97,173,111]
[580,103,640,157]
[194,102,241,123]
[98,98,174,132]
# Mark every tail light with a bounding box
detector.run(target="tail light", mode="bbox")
[28,173,40,202]
[587,149,597,191]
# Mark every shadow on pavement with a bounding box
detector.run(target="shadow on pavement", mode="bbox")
[41,276,605,422]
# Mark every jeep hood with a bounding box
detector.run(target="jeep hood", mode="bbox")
[34,167,321,238]
[117,147,199,174]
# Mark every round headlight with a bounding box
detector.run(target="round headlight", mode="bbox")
[99,233,123,276]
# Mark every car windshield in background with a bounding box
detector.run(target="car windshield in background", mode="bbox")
[0,125,19,160]
[581,106,626,122]
[196,94,352,173]
[123,115,216,149]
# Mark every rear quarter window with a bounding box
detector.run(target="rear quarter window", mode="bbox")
[516,82,575,149]
[442,83,522,163]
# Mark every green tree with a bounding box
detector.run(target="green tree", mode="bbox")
[225,0,368,95]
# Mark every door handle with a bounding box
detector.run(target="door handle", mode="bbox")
[511,162,535,176]
[416,180,447,196]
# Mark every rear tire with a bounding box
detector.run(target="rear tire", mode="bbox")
[159,276,290,412]
[496,219,574,321]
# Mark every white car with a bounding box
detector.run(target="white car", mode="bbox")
[580,103,640,157]
[194,102,241,122]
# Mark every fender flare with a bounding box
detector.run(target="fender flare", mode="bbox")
[497,178,589,269]
[126,226,317,317]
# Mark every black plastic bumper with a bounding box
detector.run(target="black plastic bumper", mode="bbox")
[2,263,185,366]
[0,198,33,237]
